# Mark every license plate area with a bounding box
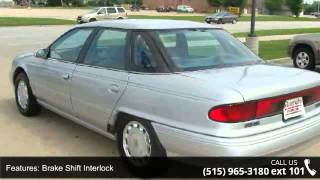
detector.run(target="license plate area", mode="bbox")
[283,97,305,121]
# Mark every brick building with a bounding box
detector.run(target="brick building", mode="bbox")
[142,0,215,12]
[142,0,264,13]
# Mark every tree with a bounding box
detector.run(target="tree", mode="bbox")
[304,2,319,14]
[207,0,225,6]
[264,0,285,14]
[286,0,303,17]
[47,0,61,6]
[223,0,247,14]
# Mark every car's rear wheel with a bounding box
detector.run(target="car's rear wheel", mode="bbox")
[117,118,166,170]
[14,73,41,116]
[232,19,237,24]
[293,47,315,70]
[218,19,223,24]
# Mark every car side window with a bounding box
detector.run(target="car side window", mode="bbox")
[107,8,117,14]
[83,29,127,70]
[49,28,93,62]
[98,8,106,14]
[132,34,158,72]
[117,8,125,13]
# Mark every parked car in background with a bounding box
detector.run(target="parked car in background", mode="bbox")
[156,6,171,12]
[176,5,194,13]
[311,12,320,17]
[289,34,320,70]
[77,7,127,23]
[205,12,238,24]
[11,20,320,167]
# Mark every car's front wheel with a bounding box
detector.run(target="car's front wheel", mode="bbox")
[293,47,315,70]
[14,73,41,116]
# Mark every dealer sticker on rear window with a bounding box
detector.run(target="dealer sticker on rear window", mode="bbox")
[283,97,306,120]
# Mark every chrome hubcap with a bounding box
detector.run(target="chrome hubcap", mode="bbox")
[296,52,310,68]
[123,121,151,157]
[17,80,29,109]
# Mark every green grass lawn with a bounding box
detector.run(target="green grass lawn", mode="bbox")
[239,15,320,21]
[233,28,320,37]
[0,17,75,26]
[129,15,320,22]
[259,39,290,60]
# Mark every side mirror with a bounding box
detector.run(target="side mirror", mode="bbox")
[35,48,49,59]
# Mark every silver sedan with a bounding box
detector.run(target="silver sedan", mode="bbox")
[10,20,320,161]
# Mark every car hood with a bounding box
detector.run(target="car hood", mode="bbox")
[180,64,320,101]
[81,12,96,17]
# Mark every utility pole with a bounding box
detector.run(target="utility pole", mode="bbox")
[249,0,256,37]
[246,0,259,55]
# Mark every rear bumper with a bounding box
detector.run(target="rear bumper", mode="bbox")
[152,112,320,157]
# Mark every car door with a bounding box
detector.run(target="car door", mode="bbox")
[106,7,118,19]
[116,7,126,18]
[225,13,233,23]
[96,8,106,21]
[70,28,129,130]
[35,28,94,115]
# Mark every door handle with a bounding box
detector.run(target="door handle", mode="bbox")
[108,84,120,93]
[62,73,71,80]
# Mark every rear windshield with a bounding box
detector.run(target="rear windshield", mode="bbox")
[155,29,261,71]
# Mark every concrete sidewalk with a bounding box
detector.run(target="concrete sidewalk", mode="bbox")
[238,34,309,42]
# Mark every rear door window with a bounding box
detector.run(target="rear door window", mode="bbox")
[107,8,117,14]
[117,8,125,13]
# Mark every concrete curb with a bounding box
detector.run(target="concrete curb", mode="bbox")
[268,57,290,62]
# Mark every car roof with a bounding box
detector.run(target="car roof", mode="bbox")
[100,6,123,8]
[77,19,221,30]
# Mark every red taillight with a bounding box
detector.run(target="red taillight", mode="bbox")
[208,102,256,123]
[209,86,320,123]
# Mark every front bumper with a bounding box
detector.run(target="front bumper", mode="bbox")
[76,16,89,24]
[152,111,320,157]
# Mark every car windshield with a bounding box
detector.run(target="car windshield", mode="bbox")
[156,29,261,71]
[212,12,226,16]
[89,8,100,13]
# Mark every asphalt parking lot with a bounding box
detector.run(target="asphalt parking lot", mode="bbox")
[1,25,320,156]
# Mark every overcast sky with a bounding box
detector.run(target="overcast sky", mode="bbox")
[305,0,314,4]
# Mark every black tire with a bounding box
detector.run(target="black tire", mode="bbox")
[218,19,223,24]
[293,47,315,70]
[116,118,167,176]
[14,73,41,116]
[205,19,211,24]
[89,18,96,22]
